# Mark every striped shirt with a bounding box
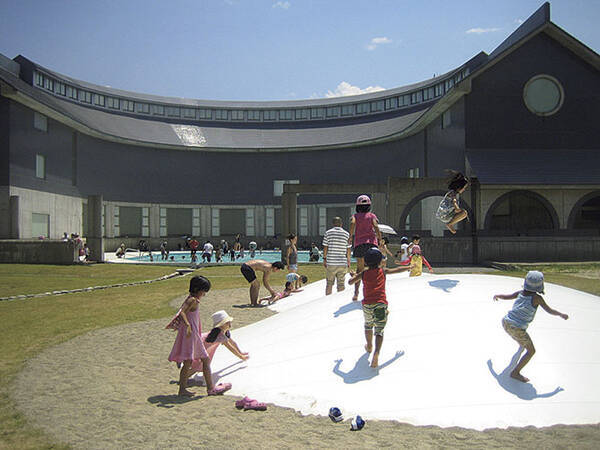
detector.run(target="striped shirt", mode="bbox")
[322,226,351,267]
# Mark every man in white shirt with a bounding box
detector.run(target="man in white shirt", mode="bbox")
[322,217,351,295]
[202,241,214,263]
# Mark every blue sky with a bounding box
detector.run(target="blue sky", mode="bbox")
[1,0,598,101]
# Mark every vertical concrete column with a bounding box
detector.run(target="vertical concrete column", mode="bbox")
[104,203,115,238]
[10,195,20,239]
[200,206,210,238]
[149,204,160,238]
[372,193,387,224]
[255,205,265,239]
[281,191,297,260]
[87,195,104,262]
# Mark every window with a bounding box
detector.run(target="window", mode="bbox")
[445,78,454,91]
[264,110,278,121]
[93,94,105,106]
[137,103,151,114]
[523,74,564,117]
[122,100,134,112]
[310,108,324,119]
[165,106,180,117]
[295,109,309,120]
[34,72,44,87]
[400,94,411,106]
[182,107,196,118]
[325,106,340,118]
[434,83,444,97]
[36,154,46,179]
[215,109,229,120]
[198,109,212,119]
[356,103,369,114]
[67,86,78,100]
[423,87,434,101]
[442,109,451,129]
[279,110,293,120]
[231,110,244,120]
[247,110,260,121]
[43,77,53,91]
[273,179,299,197]
[411,91,422,104]
[32,213,50,238]
[370,100,384,112]
[78,90,92,103]
[341,104,355,116]
[107,97,120,109]
[33,112,47,132]
[54,82,66,96]
[385,97,398,110]
[152,104,165,115]
[408,167,420,178]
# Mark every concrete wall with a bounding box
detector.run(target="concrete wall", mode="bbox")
[9,186,83,239]
[0,239,78,264]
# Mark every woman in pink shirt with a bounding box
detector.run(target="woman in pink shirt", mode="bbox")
[348,195,382,301]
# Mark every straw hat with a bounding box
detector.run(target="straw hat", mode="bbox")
[211,310,233,328]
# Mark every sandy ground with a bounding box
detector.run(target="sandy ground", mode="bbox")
[11,286,600,449]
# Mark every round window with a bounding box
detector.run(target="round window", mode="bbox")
[523,75,564,116]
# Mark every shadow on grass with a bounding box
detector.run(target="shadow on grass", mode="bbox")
[148,393,205,408]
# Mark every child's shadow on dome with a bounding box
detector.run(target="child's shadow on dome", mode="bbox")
[333,301,362,317]
[487,349,564,400]
[333,351,404,383]
[428,279,460,293]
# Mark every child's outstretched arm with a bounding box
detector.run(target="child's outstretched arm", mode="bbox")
[348,217,356,245]
[224,339,249,360]
[373,219,382,244]
[348,270,364,286]
[493,291,520,301]
[422,256,433,272]
[384,265,412,275]
[535,295,569,320]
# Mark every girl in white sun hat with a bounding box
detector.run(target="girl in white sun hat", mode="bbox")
[190,310,249,384]
[493,270,569,383]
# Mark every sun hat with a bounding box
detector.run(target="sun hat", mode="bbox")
[364,247,383,267]
[524,270,545,294]
[211,310,234,328]
[355,194,371,205]
[328,407,344,423]
[350,415,365,431]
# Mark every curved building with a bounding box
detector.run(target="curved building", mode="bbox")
[1,2,599,262]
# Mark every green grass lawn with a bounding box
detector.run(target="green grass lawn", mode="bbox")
[0,263,597,448]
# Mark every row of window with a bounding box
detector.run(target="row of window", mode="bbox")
[34,68,470,122]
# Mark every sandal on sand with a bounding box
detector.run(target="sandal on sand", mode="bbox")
[208,383,232,396]
[244,399,267,411]
[235,396,251,409]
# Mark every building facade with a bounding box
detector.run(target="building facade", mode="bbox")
[1,3,598,261]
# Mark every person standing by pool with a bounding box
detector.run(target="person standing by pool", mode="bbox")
[240,259,285,306]
[202,240,214,263]
[189,237,199,259]
[322,216,351,295]
[286,233,298,273]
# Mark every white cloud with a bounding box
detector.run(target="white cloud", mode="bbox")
[366,36,392,51]
[514,18,524,25]
[272,1,291,9]
[466,27,501,34]
[325,81,385,98]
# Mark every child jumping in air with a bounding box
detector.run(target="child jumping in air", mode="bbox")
[436,171,469,234]
[349,195,382,301]
[408,235,433,277]
[190,310,249,385]
[493,270,569,383]
[167,276,231,397]
[349,247,412,368]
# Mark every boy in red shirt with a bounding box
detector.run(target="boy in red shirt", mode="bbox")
[349,248,412,368]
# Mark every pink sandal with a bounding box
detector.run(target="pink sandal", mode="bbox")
[208,383,232,396]
[235,396,251,409]
[243,399,267,411]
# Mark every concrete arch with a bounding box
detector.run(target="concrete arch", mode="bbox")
[483,190,559,231]
[567,190,600,229]
[398,190,473,233]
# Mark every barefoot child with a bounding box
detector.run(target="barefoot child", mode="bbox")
[260,281,300,304]
[349,195,382,301]
[286,272,308,290]
[436,171,469,234]
[349,247,412,368]
[493,271,569,383]
[167,276,231,396]
[190,310,248,384]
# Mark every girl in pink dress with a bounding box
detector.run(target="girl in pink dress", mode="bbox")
[190,310,249,382]
[349,195,382,301]
[167,276,231,397]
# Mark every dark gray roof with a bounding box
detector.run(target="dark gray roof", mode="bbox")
[466,149,600,184]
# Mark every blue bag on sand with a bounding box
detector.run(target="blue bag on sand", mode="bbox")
[328,407,343,423]
[350,415,365,430]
